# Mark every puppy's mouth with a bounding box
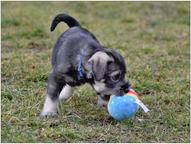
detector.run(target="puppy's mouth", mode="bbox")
[113,89,125,96]
[97,87,124,96]
[103,83,130,96]
[93,80,131,96]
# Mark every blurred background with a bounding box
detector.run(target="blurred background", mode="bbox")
[1,1,190,143]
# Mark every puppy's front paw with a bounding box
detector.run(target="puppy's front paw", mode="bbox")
[40,111,58,118]
[97,95,108,110]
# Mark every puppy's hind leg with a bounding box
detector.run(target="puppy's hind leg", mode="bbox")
[40,72,65,118]
[59,85,73,100]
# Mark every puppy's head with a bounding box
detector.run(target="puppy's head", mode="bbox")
[86,48,130,96]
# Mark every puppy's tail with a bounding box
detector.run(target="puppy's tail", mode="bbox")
[50,13,81,31]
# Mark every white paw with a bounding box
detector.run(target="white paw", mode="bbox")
[59,85,73,100]
[41,95,59,118]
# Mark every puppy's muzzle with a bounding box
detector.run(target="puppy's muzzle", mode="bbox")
[120,81,131,94]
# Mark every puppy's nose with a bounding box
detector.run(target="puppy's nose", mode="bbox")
[120,81,131,93]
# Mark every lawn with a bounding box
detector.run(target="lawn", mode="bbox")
[1,1,190,143]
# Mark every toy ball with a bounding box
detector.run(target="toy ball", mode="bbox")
[108,89,149,121]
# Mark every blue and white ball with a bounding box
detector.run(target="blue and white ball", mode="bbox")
[108,89,139,121]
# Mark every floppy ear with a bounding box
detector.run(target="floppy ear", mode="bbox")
[87,52,113,81]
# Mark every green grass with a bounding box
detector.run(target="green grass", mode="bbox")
[1,1,190,143]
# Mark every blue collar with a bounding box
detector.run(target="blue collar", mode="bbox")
[77,50,94,80]
[77,53,85,79]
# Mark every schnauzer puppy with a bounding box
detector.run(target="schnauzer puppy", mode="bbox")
[41,13,130,117]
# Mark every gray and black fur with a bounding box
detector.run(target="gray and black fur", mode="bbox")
[41,14,130,117]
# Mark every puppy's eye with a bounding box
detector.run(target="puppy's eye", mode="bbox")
[110,73,121,82]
